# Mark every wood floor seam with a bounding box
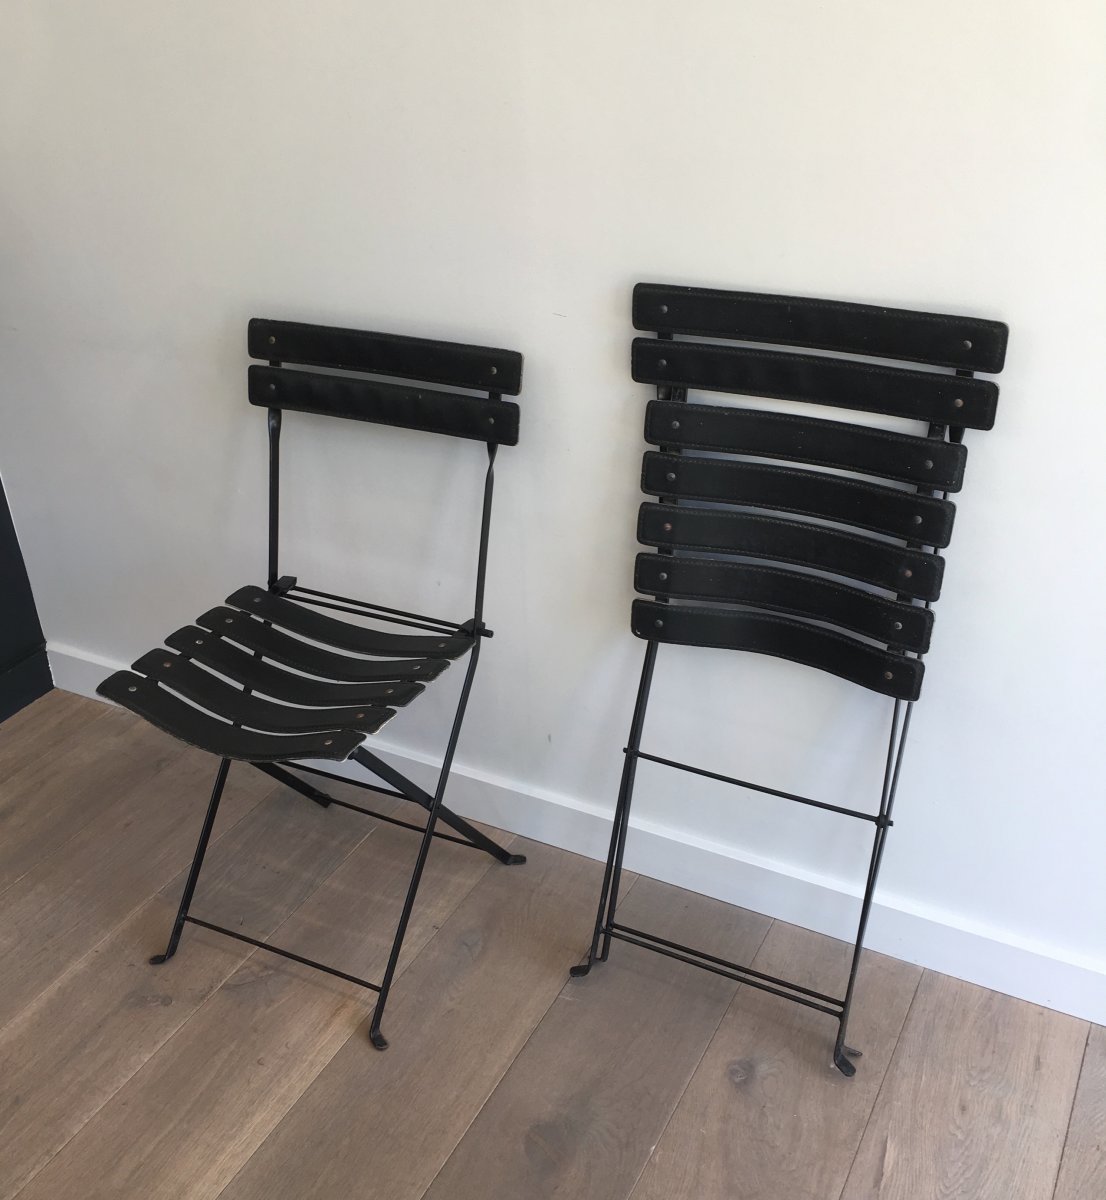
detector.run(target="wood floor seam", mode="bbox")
[834,963,924,1200]
[1048,1024,1092,1200]
[624,914,776,1200]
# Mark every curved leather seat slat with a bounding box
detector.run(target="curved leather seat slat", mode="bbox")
[225,585,472,659]
[630,600,923,701]
[633,556,933,652]
[194,608,451,684]
[97,672,365,763]
[131,651,395,735]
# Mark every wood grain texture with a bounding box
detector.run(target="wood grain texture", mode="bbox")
[841,972,1087,1199]
[0,704,186,895]
[630,921,921,1200]
[217,838,607,1200]
[16,812,508,1200]
[423,876,772,1200]
[0,689,108,780]
[1053,1023,1105,1200]
[0,752,271,1029]
[0,783,378,1200]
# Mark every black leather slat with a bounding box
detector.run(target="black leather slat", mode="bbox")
[248,318,523,395]
[194,609,451,683]
[637,504,944,600]
[632,339,998,430]
[641,453,955,546]
[632,284,1008,374]
[132,651,395,735]
[646,400,966,491]
[97,672,365,762]
[226,585,473,659]
[630,600,923,701]
[164,627,428,701]
[633,555,933,651]
[249,366,518,446]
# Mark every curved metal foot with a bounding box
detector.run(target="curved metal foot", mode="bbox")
[148,952,173,965]
[369,1025,389,1051]
[505,853,527,866]
[833,1046,858,1077]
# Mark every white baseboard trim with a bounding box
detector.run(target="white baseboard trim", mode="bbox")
[51,642,1106,1025]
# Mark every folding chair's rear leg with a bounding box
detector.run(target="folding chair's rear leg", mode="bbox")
[572,640,658,978]
[352,746,523,865]
[150,757,231,965]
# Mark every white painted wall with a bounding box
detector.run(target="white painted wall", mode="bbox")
[2,2,1104,1019]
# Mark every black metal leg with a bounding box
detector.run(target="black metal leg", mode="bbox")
[253,761,331,808]
[150,757,231,965]
[832,701,913,1075]
[571,640,658,978]
[367,643,485,1050]
[351,746,524,866]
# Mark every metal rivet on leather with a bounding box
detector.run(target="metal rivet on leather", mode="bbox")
[413,665,421,670]
[658,572,668,582]
[953,398,964,408]
[268,382,276,391]
[128,685,137,692]
[324,739,333,746]
[665,472,676,482]
[490,366,498,375]
[268,335,276,345]
[883,671,894,681]
[671,420,680,430]
[659,304,668,314]
[924,459,934,470]
[487,417,495,424]
[892,622,903,631]
[654,619,664,628]
[662,522,673,532]
[356,712,365,719]
[913,515,923,525]
[225,618,233,623]
[657,359,667,369]
[163,661,172,668]
[195,638,203,644]
[962,339,973,349]
[902,568,913,578]
[386,688,394,695]
[438,643,447,648]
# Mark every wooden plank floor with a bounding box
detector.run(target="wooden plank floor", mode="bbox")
[0,691,1100,1200]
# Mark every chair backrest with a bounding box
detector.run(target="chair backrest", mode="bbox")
[248,317,523,444]
[630,283,1008,701]
[247,317,523,594]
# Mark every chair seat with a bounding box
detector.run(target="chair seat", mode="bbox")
[97,584,469,763]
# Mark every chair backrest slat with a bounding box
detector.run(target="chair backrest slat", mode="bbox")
[632,339,998,429]
[249,365,518,445]
[249,318,522,395]
[632,283,1008,373]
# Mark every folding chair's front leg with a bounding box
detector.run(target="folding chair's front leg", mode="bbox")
[571,640,659,978]
[150,757,231,965]
[365,644,486,1050]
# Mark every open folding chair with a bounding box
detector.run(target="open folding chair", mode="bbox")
[572,283,1007,1074]
[98,316,525,1049]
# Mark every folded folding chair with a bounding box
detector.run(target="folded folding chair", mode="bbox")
[572,283,1007,1074]
[98,317,525,1049]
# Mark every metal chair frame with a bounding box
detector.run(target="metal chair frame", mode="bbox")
[571,284,1007,1074]
[99,318,525,1049]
